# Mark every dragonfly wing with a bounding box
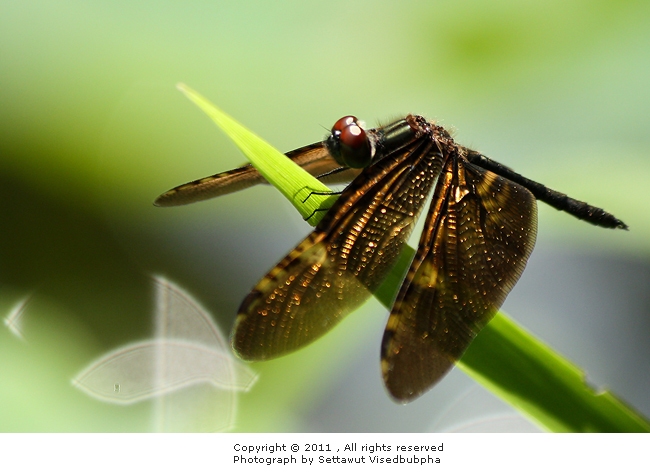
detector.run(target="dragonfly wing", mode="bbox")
[382,158,538,402]
[154,142,352,206]
[232,139,443,360]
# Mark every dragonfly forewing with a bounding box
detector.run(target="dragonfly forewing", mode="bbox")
[232,132,445,361]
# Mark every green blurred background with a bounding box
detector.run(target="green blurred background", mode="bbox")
[1,0,648,432]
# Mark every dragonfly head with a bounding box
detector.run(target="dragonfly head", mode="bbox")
[326,115,374,169]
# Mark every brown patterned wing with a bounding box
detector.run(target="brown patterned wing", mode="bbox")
[154,143,360,207]
[232,140,443,360]
[381,157,538,402]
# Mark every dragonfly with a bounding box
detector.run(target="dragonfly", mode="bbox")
[155,114,627,402]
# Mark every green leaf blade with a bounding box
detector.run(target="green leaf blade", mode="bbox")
[177,83,336,225]
[459,313,650,432]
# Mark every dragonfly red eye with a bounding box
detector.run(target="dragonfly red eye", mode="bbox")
[340,123,367,149]
[331,115,358,134]
[327,116,372,168]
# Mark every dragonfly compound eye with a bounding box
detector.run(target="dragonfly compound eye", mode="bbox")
[331,115,358,134]
[328,116,372,169]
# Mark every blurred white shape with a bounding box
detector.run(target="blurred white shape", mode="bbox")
[444,413,542,433]
[4,295,31,340]
[428,384,542,433]
[153,276,229,348]
[72,340,255,403]
[72,276,257,432]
